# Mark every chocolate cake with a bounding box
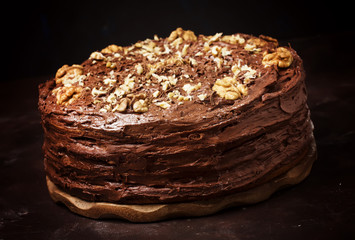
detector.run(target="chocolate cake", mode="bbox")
[39,28,316,221]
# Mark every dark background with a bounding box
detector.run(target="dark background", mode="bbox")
[1,0,355,239]
[3,0,354,81]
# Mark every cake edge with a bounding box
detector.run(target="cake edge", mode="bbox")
[46,134,317,222]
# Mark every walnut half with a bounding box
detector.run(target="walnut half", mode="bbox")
[262,47,293,68]
[55,64,83,85]
[113,98,129,113]
[133,99,149,113]
[101,44,123,54]
[55,86,82,105]
[212,77,248,100]
[167,27,197,43]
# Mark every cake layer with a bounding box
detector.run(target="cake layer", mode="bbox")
[39,28,314,204]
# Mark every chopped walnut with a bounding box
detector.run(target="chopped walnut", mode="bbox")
[136,63,144,75]
[211,46,222,57]
[162,44,172,55]
[161,81,170,91]
[207,32,223,43]
[231,64,241,75]
[189,57,197,67]
[181,44,189,57]
[259,35,278,47]
[154,101,171,109]
[173,55,184,66]
[182,82,201,95]
[133,99,149,113]
[262,47,293,68]
[236,83,248,96]
[197,93,207,101]
[90,51,106,60]
[240,65,258,80]
[167,90,191,102]
[91,87,107,96]
[212,77,247,100]
[112,98,129,112]
[103,78,116,86]
[128,92,147,101]
[244,43,261,52]
[167,28,182,42]
[213,57,223,69]
[167,90,180,99]
[134,42,143,48]
[101,44,123,54]
[182,30,197,41]
[170,37,183,49]
[142,41,157,53]
[118,74,135,95]
[203,42,210,52]
[221,47,232,57]
[221,34,245,44]
[101,104,112,112]
[106,92,118,105]
[247,38,267,48]
[55,64,69,79]
[153,90,160,98]
[167,27,197,43]
[106,61,116,69]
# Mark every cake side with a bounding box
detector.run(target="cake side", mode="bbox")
[39,28,314,204]
[45,137,316,222]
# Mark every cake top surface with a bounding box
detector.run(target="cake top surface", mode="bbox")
[41,28,299,127]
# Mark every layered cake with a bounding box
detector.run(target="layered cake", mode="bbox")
[39,28,316,221]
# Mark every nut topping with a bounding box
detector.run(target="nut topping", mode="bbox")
[262,47,293,68]
[89,51,106,60]
[101,44,123,54]
[135,63,144,75]
[49,28,297,114]
[246,38,267,48]
[212,77,247,100]
[133,99,149,113]
[112,98,129,113]
[182,30,197,41]
[55,64,83,85]
[53,64,86,104]
[221,34,245,44]
[182,83,201,95]
[56,86,82,105]
[154,101,171,109]
[259,35,278,46]
[167,27,197,43]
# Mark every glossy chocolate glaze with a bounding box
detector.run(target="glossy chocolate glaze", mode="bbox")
[38,30,314,204]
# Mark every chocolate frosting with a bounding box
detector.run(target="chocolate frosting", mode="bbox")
[38,29,314,204]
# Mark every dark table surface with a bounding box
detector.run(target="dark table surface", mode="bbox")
[1,32,355,240]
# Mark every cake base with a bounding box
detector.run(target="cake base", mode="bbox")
[46,138,316,222]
